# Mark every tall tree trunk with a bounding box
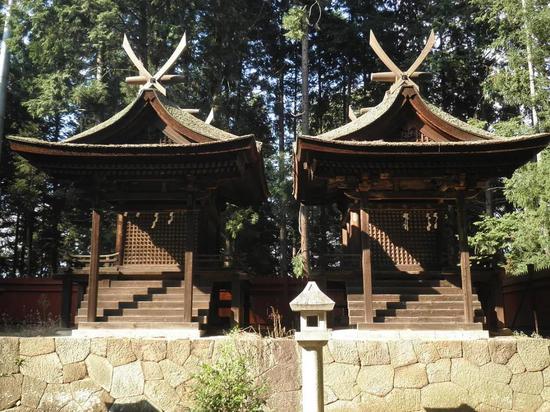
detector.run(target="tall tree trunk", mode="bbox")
[300,24,310,275]
[25,211,33,277]
[276,67,288,276]
[11,212,20,277]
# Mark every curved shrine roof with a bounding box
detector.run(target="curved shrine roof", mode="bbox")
[8,89,268,205]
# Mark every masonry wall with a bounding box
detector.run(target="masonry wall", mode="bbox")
[0,336,549,411]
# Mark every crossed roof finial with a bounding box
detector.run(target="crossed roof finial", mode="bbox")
[123,33,187,96]
[369,30,435,93]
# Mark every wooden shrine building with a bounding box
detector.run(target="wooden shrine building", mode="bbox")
[294,32,550,331]
[8,35,267,334]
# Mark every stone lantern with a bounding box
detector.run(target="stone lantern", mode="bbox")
[290,281,335,412]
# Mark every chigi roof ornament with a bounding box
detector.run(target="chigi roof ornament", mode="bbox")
[123,33,187,96]
[369,29,435,93]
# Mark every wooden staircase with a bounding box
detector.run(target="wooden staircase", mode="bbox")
[346,271,484,330]
[75,278,211,329]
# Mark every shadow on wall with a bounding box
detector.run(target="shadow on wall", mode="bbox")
[425,406,476,412]
[109,400,160,412]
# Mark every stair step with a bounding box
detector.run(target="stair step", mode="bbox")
[374,316,485,323]
[373,279,457,287]
[347,294,476,302]
[349,301,482,310]
[82,293,209,303]
[372,287,463,295]
[77,321,200,330]
[356,322,484,331]
[107,280,183,287]
[352,308,485,317]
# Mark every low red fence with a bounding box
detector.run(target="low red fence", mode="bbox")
[0,278,80,327]
[501,266,550,334]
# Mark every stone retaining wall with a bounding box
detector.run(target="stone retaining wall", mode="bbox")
[0,336,549,411]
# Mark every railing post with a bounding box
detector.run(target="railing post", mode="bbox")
[87,209,101,322]
[360,195,373,324]
[456,192,474,323]
[183,210,198,323]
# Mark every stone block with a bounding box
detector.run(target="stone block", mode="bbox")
[514,392,543,411]
[0,337,19,375]
[267,390,301,412]
[37,383,72,411]
[450,358,480,392]
[434,340,462,359]
[63,362,87,383]
[360,393,388,410]
[413,341,440,364]
[144,380,180,411]
[166,339,191,367]
[394,363,428,389]
[21,375,46,408]
[463,340,490,366]
[85,354,113,391]
[357,341,390,366]
[328,340,359,365]
[507,353,526,374]
[420,382,470,410]
[70,377,102,404]
[476,380,513,410]
[511,371,543,395]
[488,339,516,364]
[325,400,369,412]
[324,385,337,405]
[111,361,144,399]
[544,366,550,386]
[385,388,421,412]
[427,358,451,383]
[323,344,335,364]
[324,363,360,400]
[190,339,214,360]
[132,339,167,362]
[159,359,187,388]
[0,374,22,410]
[142,361,163,380]
[538,401,550,412]
[55,337,90,364]
[20,337,54,356]
[263,360,300,392]
[356,364,394,396]
[91,338,107,357]
[542,387,550,401]
[106,338,136,367]
[480,362,512,384]
[20,353,63,383]
[517,339,550,372]
[388,340,417,367]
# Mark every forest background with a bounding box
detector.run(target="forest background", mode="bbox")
[0,0,548,278]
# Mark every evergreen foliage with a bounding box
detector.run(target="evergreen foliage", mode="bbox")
[0,0,547,278]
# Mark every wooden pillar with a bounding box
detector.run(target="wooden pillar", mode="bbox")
[349,207,361,254]
[183,210,198,323]
[456,192,474,323]
[114,213,125,266]
[360,196,373,323]
[87,209,101,322]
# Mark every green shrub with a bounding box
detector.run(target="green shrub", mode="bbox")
[192,331,267,411]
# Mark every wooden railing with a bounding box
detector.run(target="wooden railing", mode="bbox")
[68,253,246,271]
[68,253,119,268]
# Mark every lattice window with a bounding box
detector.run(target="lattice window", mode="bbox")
[123,211,186,265]
[369,209,440,269]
